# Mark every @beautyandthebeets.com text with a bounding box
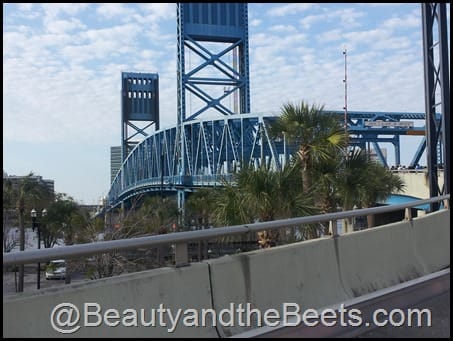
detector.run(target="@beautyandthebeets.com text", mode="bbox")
[50,302,432,334]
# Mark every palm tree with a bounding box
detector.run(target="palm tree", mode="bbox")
[270,101,347,194]
[359,158,406,228]
[309,151,343,235]
[270,102,404,235]
[186,188,218,229]
[214,161,316,247]
[213,179,249,227]
[334,148,406,230]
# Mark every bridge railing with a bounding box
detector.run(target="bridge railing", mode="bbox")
[4,195,449,272]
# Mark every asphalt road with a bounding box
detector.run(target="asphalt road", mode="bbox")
[3,264,90,296]
[235,270,450,338]
[357,290,450,338]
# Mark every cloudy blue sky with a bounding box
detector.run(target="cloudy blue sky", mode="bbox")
[3,3,450,204]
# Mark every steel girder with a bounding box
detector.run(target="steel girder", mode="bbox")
[107,110,431,210]
[108,112,294,209]
[421,3,450,211]
[177,3,250,122]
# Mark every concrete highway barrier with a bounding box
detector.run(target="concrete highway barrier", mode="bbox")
[336,220,426,297]
[412,209,450,273]
[3,209,450,338]
[207,238,353,337]
[3,263,217,338]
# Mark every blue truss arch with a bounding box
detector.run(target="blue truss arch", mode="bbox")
[107,110,430,210]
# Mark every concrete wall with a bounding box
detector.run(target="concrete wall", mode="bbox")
[337,220,425,297]
[3,209,450,338]
[412,209,450,273]
[398,170,444,199]
[207,238,352,337]
[3,263,218,338]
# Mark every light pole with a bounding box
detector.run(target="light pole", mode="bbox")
[31,208,47,290]
[343,48,348,135]
[161,139,164,202]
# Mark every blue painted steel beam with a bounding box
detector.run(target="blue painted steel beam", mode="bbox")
[421,3,450,209]
[108,110,429,210]
[177,3,250,122]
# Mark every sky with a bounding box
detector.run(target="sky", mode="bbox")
[3,3,450,205]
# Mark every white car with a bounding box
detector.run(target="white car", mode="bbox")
[45,260,66,280]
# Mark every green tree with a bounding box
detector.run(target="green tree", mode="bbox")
[270,101,347,193]
[3,177,18,253]
[76,195,180,279]
[213,161,316,247]
[5,173,53,292]
[122,195,179,236]
[334,148,406,230]
[41,193,80,248]
[186,189,218,229]
[269,101,406,236]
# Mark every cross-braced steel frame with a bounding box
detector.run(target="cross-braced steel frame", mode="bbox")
[421,3,450,210]
[107,110,431,210]
[106,3,449,214]
[108,112,294,209]
[175,3,251,215]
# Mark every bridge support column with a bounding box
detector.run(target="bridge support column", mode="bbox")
[177,189,186,229]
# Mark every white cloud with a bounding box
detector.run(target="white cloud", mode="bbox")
[137,3,176,21]
[41,3,90,18]
[316,29,344,43]
[269,25,297,33]
[343,28,389,51]
[300,7,365,30]
[16,3,33,11]
[3,3,40,20]
[250,19,262,27]
[44,18,86,34]
[267,3,314,17]
[373,36,412,50]
[96,3,136,20]
[381,11,420,30]
[299,13,323,30]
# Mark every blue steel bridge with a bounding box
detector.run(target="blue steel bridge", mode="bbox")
[106,3,448,212]
[107,110,429,210]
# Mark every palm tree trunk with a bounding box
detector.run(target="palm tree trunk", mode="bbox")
[301,158,312,192]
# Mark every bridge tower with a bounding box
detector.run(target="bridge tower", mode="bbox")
[121,72,159,162]
[421,3,450,210]
[176,3,251,218]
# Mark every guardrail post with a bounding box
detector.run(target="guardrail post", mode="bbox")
[329,220,338,237]
[174,242,189,267]
[404,207,413,221]
[443,199,450,210]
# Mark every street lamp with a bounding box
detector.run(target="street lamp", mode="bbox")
[31,208,47,290]
[161,139,164,201]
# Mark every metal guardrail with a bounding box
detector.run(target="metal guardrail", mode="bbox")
[3,195,450,267]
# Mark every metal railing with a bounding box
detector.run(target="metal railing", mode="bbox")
[3,195,450,268]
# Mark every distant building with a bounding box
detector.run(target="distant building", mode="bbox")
[3,172,54,195]
[110,146,122,184]
[79,204,101,218]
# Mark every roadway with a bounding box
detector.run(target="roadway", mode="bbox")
[234,269,450,338]
[3,264,89,296]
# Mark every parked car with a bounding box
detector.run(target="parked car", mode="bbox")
[45,260,66,280]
